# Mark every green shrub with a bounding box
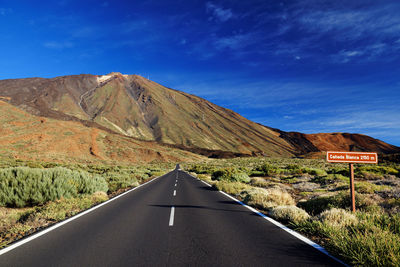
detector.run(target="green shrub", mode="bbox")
[211,168,250,183]
[355,181,389,194]
[302,167,327,177]
[285,164,303,175]
[270,205,310,224]
[298,192,373,215]
[213,181,250,195]
[256,163,282,176]
[0,167,108,208]
[312,173,348,185]
[188,164,216,174]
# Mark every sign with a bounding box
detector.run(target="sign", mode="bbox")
[327,151,378,164]
[326,151,378,212]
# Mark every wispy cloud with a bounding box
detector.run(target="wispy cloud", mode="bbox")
[43,41,74,50]
[206,2,234,22]
[0,8,12,16]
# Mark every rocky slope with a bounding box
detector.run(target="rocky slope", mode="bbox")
[0,100,203,164]
[1,72,399,157]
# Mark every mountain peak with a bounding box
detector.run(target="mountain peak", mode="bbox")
[1,74,399,157]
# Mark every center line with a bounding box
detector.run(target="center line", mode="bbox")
[169,206,175,226]
[173,190,176,196]
[174,183,177,187]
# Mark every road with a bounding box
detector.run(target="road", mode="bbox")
[0,167,342,266]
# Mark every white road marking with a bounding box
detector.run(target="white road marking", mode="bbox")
[201,180,212,187]
[0,173,166,256]
[173,190,176,196]
[187,173,348,267]
[174,183,177,187]
[169,206,175,226]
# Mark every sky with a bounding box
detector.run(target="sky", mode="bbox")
[1,0,400,146]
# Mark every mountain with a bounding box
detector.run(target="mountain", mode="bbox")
[1,72,399,158]
[277,131,400,157]
[0,100,203,164]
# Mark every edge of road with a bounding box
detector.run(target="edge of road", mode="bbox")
[0,173,167,256]
[183,171,348,267]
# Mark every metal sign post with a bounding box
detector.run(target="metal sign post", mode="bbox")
[327,151,378,212]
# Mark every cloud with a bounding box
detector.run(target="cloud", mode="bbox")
[0,8,12,16]
[298,5,400,41]
[43,41,74,50]
[206,2,234,22]
[214,32,255,50]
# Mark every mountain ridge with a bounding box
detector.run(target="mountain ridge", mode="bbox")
[1,72,399,158]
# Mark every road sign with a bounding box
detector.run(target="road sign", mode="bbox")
[327,151,378,164]
[326,151,378,212]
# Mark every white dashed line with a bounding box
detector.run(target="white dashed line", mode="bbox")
[173,190,176,196]
[169,206,175,226]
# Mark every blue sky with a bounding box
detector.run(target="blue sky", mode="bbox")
[1,0,400,146]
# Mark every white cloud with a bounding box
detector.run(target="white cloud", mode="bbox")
[214,32,255,50]
[43,41,74,50]
[206,2,234,22]
[0,8,12,16]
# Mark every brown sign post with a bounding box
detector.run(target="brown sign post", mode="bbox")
[327,151,378,212]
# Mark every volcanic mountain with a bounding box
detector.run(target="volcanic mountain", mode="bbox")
[1,72,399,158]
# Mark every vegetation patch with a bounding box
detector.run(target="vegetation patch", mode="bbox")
[0,167,108,207]
[211,167,250,183]
[270,205,310,224]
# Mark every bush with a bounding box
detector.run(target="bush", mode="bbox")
[355,181,389,194]
[302,167,327,177]
[188,164,216,174]
[298,192,372,215]
[240,187,295,210]
[0,167,108,208]
[285,164,303,175]
[213,181,250,195]
[319,208,358,227]
[270,205,310,224]
[256,163,282,176]
[312,173,348,185]
[211,168,250,183]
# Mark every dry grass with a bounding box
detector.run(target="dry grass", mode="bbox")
[319,208,358,228]
[240,187,295,210]
[270,205,310,223]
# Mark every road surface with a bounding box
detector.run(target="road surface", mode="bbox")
[0,168,342,266]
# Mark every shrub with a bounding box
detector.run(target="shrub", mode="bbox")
[240,187,295,210]
[328,225,400,266]
[285,164,303,175]
[319,208,358,227]
[0,167,108,208]
[302,167,327,177]
[188,164,216,174]
[211,168,250,183]
[270,205,310,224]
[256,163,282,176]
[250,177,270,188]
[298,192,373,215]
[355,181,389,194]
[213,181,250,195]
[312,173,348,185]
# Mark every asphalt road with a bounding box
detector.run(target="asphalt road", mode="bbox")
[0,167,342,266]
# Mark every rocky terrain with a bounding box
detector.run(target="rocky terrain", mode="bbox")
[1,72,399,159]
